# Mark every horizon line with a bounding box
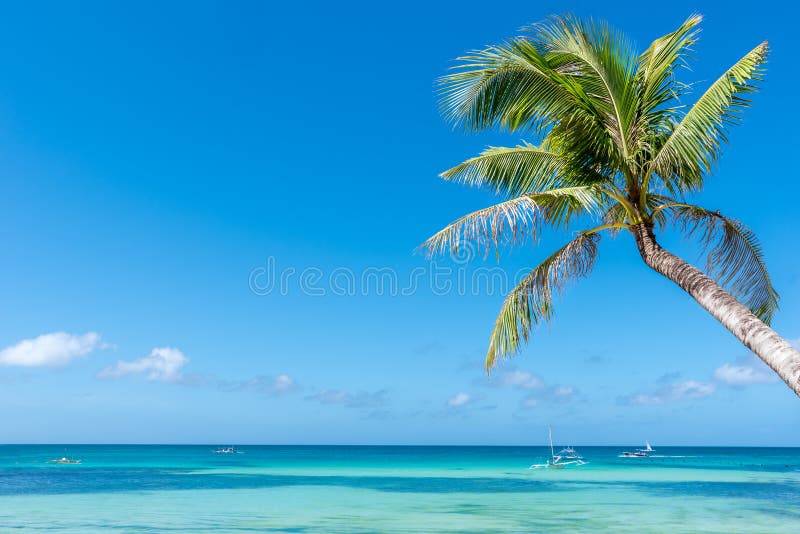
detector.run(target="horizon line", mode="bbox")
[1,443,798,448]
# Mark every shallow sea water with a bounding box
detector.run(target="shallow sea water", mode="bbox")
[0,445,798,532]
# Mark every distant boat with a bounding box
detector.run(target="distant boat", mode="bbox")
[213,447,240,454]
[48,449,81,464]
[622,441,654,458]
[530,426,587,469]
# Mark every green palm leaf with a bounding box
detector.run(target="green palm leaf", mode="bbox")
[533,15,640,163]
[440,142,574,197]
[421,187,602,258]
[649,42,768,193]
[485,231,600,369]
[636,14,702,119]
[438,40,578,132]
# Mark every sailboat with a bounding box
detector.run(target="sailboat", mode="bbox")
[621,441,655,458]
[530,426,587,469]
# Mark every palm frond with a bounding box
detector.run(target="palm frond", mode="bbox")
[668,204,778,323]
[440,143,564,197]
[636,14,702,120]
[532,15,640,164]
[438,39,579,132]
[649,42,768,193]
[421,187,602,258]
[485,231,600,369]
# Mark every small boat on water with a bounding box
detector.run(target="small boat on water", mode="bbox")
[530,427,587,469]
[213,447,240,454]
[622,441,654,458]
[48,449,81,464]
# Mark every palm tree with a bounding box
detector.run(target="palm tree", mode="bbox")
[422,14,800,397]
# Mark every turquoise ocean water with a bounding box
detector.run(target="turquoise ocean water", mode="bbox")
[1,445,798,532]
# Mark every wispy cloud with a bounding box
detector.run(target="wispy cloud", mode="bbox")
[713,355,777,387]
[98,347,188,383]
[492,369,544,390]
[363,409,396,421]
[432,391,496,418]
[581,349,610,365]
[483,367,578,408]
[305,389,388,409]
[413,341,443,356]
[584,354,609,365]
[622,380,715,406]
[521,385,578,408]
[446,392,474,407]
[656,371,683,384]
[0,332,105,367]
[456,358,485,373]
[219,374,301,396]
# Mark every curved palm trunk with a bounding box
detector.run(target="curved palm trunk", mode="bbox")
[632,223,800,397]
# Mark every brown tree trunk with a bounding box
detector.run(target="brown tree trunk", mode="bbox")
[631,222,800,398]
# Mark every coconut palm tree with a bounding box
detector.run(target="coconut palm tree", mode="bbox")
[422,14,800,397]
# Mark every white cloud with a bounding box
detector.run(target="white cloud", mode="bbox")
[520,385,578,408]
[625,380,715,405]
[485,368,577,409]
[98,347,188,382]
[0,332,103,367]
[552,385,576,397]
[672,380,715,398]
[713,356,777,386]
[270,374,297,393]
[447,392,473,407]
[220,374,301,396]
[311,390,349,404]
[496,370,544,390]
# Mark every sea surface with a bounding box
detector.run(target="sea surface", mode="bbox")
[0,445,798,532]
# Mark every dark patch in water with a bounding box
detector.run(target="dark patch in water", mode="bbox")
[0,467,565,496]
[623,480,800,503]
[2,467,799,511]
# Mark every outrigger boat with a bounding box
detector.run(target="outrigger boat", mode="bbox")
[622,441,654,458]
[48,449,81,464]
[213,447,239,454]
[530,427,587,469]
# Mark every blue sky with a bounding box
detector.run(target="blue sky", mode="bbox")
[0,0,798,445]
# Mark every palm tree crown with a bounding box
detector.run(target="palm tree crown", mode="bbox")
[423,14,777,372]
